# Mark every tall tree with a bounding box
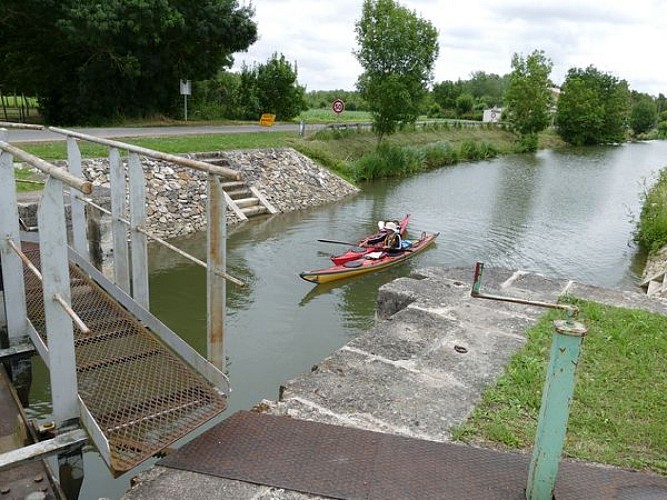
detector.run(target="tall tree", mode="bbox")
[354,0,439,144]
[432,80,464,112]
[556,66,630,145]
[630,97,658,136]
[254,53,307,121]
[468,71,507,105]
[455,93,474,116]
[503,50,553,151]
[236,54,307,121]
[0,0,257,124]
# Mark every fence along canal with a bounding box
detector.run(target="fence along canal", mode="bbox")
[0,124,244,486]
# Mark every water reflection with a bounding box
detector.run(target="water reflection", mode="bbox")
[25,140,667,499]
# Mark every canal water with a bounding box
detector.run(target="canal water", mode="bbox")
[27,140,667,499]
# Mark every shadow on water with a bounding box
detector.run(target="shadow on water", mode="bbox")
[24,140,667,499]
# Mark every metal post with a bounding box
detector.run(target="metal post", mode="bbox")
[38,177,79,425]
[471,261,484,297]
[207,174,226,371]
[66,137,89,260]
[128,152,149,308]
[526,319,587,500]
[0,128,28,342]
[109,147,130,293]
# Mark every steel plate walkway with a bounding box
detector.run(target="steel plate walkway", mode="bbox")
[21,241,228,473]
[160,411,667,500]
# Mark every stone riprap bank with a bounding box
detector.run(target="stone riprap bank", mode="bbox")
[40,147,358,239]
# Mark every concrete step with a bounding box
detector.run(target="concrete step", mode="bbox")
[226,189,252,199]
[241,206,268,217]
[220,181,246,190]
[640,270,665,289]
[235,197,259,209]
[647,279,663,297]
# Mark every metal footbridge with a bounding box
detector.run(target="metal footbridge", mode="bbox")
[0,124,244,475]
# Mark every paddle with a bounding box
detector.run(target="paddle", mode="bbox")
[317,239,365,246]
[318,238,415,254]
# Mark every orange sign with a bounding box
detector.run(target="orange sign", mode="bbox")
[259,113,276,126]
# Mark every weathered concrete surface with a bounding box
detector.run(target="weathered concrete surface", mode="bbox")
[122,267,667,499]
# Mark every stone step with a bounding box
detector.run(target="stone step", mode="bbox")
[220,181,246,190]
[201,158,231,167]
[235,197,259,209]
[640,270,666,289]
[647,279,663,297]
[241,205,268,217]
[226,188,252,199]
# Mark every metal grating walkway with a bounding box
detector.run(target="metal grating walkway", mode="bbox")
[161,411,667,500]
[21,241,228,474]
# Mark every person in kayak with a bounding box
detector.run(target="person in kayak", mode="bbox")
[383,221,403,250]
[384,220,413,252]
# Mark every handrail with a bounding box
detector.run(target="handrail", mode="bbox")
[49,127,240,180]
[6,237,91,335]
[0,122,44,130]
[0,140,93,194]
[82,198,244,286]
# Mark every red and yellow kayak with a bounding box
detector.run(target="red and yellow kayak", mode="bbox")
[301,231,439,284]
[330,214,411,266]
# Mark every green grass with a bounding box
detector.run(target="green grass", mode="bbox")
[452,299,667,475]
[14,167,45,192]
[635,167,667,254]
[17,131,302,161]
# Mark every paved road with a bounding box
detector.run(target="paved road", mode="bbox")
[3,123,310,143]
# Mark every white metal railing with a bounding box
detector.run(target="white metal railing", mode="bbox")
[48,127,245,372]
[0,129,91,425]
[1,125,244,428]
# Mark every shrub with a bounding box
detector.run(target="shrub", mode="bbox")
[422,143,459,167]
[352,143,423,182]
[515,133,539,153]
[635,168,667,253]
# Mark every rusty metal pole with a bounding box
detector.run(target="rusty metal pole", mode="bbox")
[526,318,587,500]
[207,174,227,371]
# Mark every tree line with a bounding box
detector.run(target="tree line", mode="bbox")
[1,0,665,147]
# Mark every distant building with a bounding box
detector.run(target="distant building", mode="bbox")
[483,107,502,123]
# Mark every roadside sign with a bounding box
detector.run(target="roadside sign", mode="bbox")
[259,113,276,127]
[180,79,191,121]
[332,99,345,114]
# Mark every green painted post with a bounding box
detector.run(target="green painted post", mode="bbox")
[526,319,587,500]
[471,261,484,297]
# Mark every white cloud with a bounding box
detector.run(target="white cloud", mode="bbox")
[233,0,667,96]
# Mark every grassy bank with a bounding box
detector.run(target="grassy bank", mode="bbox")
[15,122,566,186]
[635,167,667,254]
[452,299,667,475]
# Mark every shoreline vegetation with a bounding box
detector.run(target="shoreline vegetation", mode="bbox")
[636,167,667,255]
[14,114,567,189]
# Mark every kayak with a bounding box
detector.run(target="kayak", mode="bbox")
[301,231,439,284]
[330,214,411,266]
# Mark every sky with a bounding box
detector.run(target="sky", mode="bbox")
[232,0,667,96]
